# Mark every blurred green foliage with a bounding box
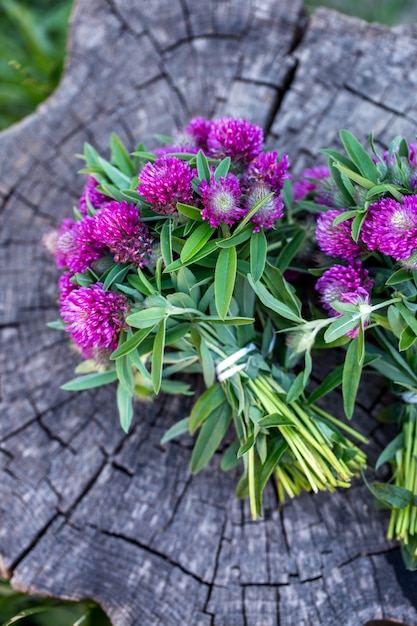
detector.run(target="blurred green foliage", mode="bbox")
[0,579,111,626]
[0,0,73,130]
[304,0,417,25]
[0,0,416,131]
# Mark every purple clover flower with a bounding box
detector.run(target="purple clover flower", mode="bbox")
[293,166,332,203]
[58,272,78,305]
[245,183,284,231]
[60,283,128,359]
[244,151,291,193]
[360,195,417,260]
[185,117,212,150]
[138,156,195,215]
[315,262,373,337]
[79,175,109,216]
[206,117,263,165]
[316,209,362,260]
[200,173,244,228]
[93,201,154,267]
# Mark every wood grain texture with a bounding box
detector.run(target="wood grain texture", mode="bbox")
[1,1,417,624]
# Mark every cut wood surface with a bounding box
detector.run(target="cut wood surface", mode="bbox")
[1,1,417,624]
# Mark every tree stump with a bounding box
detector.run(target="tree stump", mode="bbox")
[1,1,417,624]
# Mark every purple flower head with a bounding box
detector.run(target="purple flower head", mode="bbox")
[93,201,154,267]
[360,195,417,260]
[293,166,332,202]
[58,272,78,305]
[200,173,244,228]
[60,283,128,359]
[185,117,212,150]
[69,217,106,273]
[207,117,264,165]
[316,209,362,260]
[138,156,195,215]
[43,218,75,268]
[79,175,109,216]
[245,183,284,231]
[244,151,291,193]
[315,262,373,337]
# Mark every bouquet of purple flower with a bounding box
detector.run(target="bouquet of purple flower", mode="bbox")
[291,130,417,568]
[44,117,367,518]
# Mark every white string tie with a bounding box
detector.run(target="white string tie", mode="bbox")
[216,343,257,382]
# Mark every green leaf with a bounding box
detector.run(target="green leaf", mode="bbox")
[160,417,190,444]
[342,336,363,419]
[180,221,215,263]
[386,268,413,286]
[176,202,202,221]
[196,149,211,182]
[98,156,131,188]
[110,133,135,176]
[160,219,173,267]
[257,414,296,428]
[61,370,118,391]
[126,307,166,328]
[275,229,305,273]
[117,383,134,433]
[215,246,237,319]
[375,432,405,471]
[250,229,267,282]
[339,129,379,183]
[247,274,302,323]
[323,315,360,343]
[151,317,166,394]
[286,371,306,403]
[116,354,134,394]
[213,157,231,181]
[1,605,57,626]
[351,211,367,242]
[164,239,219,271]
[220,440,241,471]
[189,383,226,435]
[400,326,417,351]
[371,482,412,509]
[102,264,131,291]
[216,224,253,248]
[190,403,232,473]
[237,434,255,458]
[256,437,288,509]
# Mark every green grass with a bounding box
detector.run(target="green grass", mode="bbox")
[0,579,111,626]
[304,0,417,25]
[0,0,73,130]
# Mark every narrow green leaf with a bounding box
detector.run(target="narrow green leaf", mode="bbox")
[180,221,215,262]
[257,414,295,428]
[220,440,241,471]
[375,432,405,471]
[286,371,306,403]
[371,482,412,509]
[342,337,363,419]
[237,434,255,458]
[215,246,237,319]
[323,315,360,343]
[161,417,190,444]
[216,224,253,248]
[275,229,305,272]
[386,268,413,286]
[250,229,267,282]
[196,149,211,182]
[110,133,135,176]
[176,202,202,221]
[98,156,131,188]
[116,355,134,394]
[339,129,379,183]
[126,307,166,328]
[151,318,166,393]
[190,403,232,473]
[214,157,231,181]
[102,264,130,291]
[61,370,118,391]
[117,383,134,433]
[247,274,302,323]
[160,219,173,267]
[400,326,417,351]
[189,383,226,435]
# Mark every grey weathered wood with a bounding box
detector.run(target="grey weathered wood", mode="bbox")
[1,1,417,624]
